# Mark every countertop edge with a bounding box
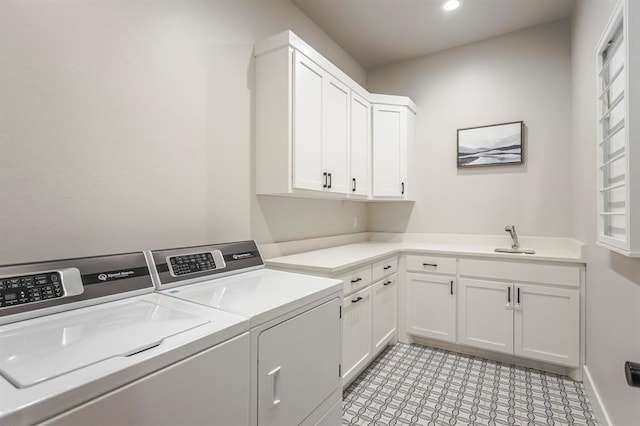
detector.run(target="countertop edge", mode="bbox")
[264,244,585,275]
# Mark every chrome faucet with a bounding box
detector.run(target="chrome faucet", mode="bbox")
[505,225,519,249]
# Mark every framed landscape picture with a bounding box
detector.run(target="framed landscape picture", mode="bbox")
[457,121,524,168]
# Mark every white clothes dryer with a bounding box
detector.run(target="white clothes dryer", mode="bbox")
[147,241,344,426]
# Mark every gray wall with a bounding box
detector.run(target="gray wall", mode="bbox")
[572,1,640,424]
[367,20,573,237]
[0,0,368,263]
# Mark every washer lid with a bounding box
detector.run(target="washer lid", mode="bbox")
[0,299,208,388]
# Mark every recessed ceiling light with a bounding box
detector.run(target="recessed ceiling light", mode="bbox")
[441,0,462,12]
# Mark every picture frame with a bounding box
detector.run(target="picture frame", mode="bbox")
[457,121,524,168]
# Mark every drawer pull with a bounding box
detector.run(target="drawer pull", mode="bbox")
[383,265,392,270]
[383,280,392,286]
[351,296,363,304]
[423,263,438,268]
[350,278,362,283]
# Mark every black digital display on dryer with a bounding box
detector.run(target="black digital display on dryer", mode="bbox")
[168,253,217,276]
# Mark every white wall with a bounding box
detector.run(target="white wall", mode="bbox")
[572,1,640,424]
[0,0,368,264]
[367,20,573,238]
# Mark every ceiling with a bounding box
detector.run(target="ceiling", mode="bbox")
[291,0,575,69]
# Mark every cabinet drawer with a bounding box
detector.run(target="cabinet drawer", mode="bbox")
[337,266,373,296]
[406,255,456,275]
[372,257,398,282]
[459,259,581,287]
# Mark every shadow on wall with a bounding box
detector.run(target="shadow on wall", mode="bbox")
[610,251,640,286]
[367,201,415,233]
[253,195,369,242]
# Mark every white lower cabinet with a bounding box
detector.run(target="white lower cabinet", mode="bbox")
[342,287,372,385]
[406,273,456,343]
[339,256,398,387]
[457,278,580,367]
[458,278,514,354]
[514,284,579,367]
[372,276,397,353]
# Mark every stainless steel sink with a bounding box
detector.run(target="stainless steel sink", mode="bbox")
[494,248,536,254]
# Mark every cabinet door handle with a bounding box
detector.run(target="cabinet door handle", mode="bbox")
[507,287,511,303]
[401,182,405,195]
[351,296,363,304]
[328,173,332,189]
[517,287,520,304]
[384,280,392,286]
[323,172,328,188]
[350,277,362,283]
[383,265,392,270]
[352,178,356,192]
[450,280,453,295]
[423,263,438,268]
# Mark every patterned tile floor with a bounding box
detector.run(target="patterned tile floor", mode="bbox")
[343,343,597,426]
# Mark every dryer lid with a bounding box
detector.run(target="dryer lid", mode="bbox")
[0,299,207,388]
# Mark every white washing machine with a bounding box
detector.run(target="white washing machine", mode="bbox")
[0,251,251,426]
[146,240,344,426]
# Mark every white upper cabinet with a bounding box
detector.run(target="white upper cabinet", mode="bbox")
[322,75,351,194]
[349,92,371,197]
[255,31,415,201]
[292,51,350,194]
[372,103,412,199]
[596,0,640,256]
[293,52,324,192]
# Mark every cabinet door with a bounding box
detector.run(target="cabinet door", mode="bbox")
[514,284,579,367]
[323,76,350,194]
[293,52,324,191]
[342,286,372,385]
[258,298,341,426]
[350,93,370,197]
[406,273,456,343]
[458,278,513,354]
[372,276,397,354]
[372,104,407,198]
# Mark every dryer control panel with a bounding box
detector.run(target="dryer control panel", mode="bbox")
[168,252,219,277]
[148,240,263,290]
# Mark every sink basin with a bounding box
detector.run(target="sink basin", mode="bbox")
[495,248,536,254]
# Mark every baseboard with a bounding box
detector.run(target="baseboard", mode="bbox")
[404,335,579,378]
[583,365,612,426]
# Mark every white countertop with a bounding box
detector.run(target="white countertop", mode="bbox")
[264,240,584,275]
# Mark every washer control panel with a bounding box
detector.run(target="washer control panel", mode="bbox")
[0,268,85,311]
[167,251,223,277]
[0,272,64,308]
